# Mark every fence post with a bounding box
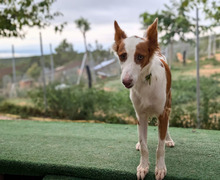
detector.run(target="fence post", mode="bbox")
[213,34,216,56]
[208,35,212,58]
[11,45,16,84]
[85,65,92,88]
[77,53,87,85]
[39,32,47,110]
[49,44,54,82]
[196,7,200,128]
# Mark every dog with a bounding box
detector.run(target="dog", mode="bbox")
[113,18,175,180]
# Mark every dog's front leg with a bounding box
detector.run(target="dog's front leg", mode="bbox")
[136,113,149,180]
[155,110,169,180]
[165,122,175,147]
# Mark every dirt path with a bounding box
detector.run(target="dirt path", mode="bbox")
[185,64,220,77]
[215,53,220,61]
[0,113,104,123]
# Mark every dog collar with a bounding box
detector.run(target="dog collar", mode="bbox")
[145,73,152,85]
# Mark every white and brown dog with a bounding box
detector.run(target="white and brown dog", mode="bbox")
[113,19,175,180]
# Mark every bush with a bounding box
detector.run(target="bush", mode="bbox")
[0,102,45,118]
[1,75,219,129]
[170,76,220,130]
[0,95,5,103]
[170,105,197,128]
[28,85,134,124]
[170,94,220,130]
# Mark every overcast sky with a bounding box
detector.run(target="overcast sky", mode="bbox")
[0,0,172,58]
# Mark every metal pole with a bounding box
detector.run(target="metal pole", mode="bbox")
[49,44,54,82]
[196,7,200,128]
[39,32,47,109]
[208,35,212,58]
[77,53,87,85]
[11,45,16,84]
[213,34,216,56]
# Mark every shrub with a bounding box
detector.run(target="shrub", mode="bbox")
[0,95,5,103]
[0,102,45,118]
[28,85,134,124]
[1,75,219,129]
[172,77,220,106]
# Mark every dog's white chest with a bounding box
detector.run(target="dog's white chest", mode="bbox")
[130,57,167,116]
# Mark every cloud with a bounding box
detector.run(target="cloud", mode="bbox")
[52,0,168,24]
[0,0,169,58]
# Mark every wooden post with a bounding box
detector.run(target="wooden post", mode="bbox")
[86,65,92,88]
[183,50,186,66]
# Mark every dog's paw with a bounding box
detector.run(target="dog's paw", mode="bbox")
[165,140,175,147]
[136,142,140,151]
[137,164,149,180]
[155,165,167,180]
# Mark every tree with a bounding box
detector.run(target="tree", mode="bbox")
[140,0,219,46]
[140,0,220,63]
[55,39,74,54]
[92,40,111,63]
[75,17,92,87]
[74,17,91,53]
[26,62,41,80]
[0,0,66,38]
[54,39,77,66]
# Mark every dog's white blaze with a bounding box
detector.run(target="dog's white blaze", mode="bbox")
[120,37,144,84]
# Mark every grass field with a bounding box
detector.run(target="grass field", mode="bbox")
[0,120,219,180]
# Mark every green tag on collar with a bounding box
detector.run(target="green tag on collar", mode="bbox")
[145,73,152,85]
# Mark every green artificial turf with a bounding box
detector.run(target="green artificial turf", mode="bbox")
[43,175,90,180]
[0,120,219,180]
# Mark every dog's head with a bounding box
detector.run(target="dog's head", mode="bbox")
[113,19,159,89]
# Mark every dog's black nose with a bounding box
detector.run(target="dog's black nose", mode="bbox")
[122,79,133,88]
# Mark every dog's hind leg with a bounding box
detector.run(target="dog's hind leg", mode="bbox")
[136,113,149,180]
[163,91,175,147]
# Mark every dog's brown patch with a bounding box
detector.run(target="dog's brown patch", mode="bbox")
[114,21,127,52]
[134,19,160,68]
[158,59,172,140]
[113,21,128,62]
[160,59,171,94]
[146,19,159,57]
[135,41,150,68]
[158,110,169,140]
[118,42,126,55]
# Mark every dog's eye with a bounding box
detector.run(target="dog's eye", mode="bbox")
[137,54,144,61]
[119,53,127,62]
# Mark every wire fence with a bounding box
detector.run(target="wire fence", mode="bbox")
[0,33,220,99]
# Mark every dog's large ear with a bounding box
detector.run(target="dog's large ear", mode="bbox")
[113,21,127,51]
[144,18,158,46]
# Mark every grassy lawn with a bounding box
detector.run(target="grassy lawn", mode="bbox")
[0,120,219,180]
